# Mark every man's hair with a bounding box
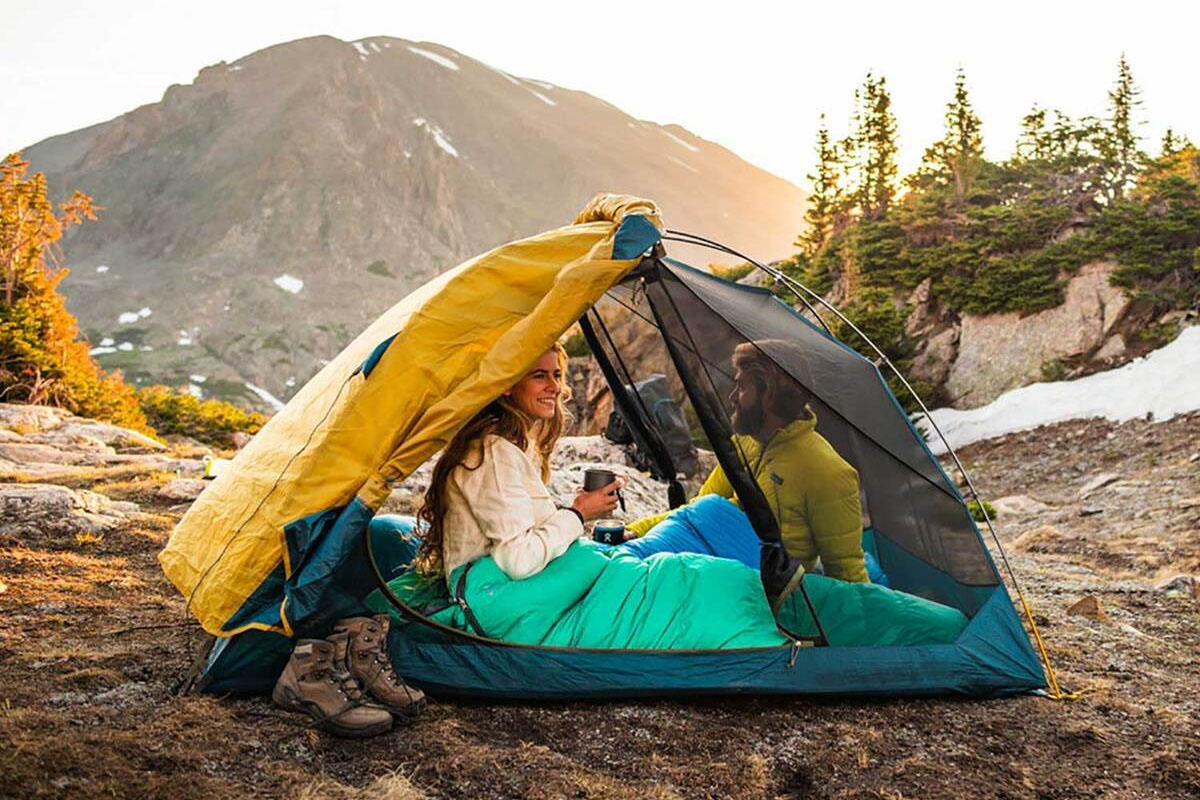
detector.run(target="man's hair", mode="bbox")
[731,340,813,421]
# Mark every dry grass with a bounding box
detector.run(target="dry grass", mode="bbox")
[2,412,1198,800]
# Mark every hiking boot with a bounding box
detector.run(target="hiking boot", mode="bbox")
[333,614,426,718]
[271,636,393,738]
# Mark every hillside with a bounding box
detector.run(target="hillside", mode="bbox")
[20,35,806,410]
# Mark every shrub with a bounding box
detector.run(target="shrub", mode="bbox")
[563,329,591,358]
[967,498,998,522]
[366,259,394,278]
[710,262,756,283]
[0,154,150,432]
[138,385,267,447]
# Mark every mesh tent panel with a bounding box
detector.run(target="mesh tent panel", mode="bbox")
[646,259,998,596]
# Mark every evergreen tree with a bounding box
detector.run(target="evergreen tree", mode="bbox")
[852,73,898,218]
[1016,105,1051,161]
[0,153,148,430]
[1160,128,1192,157]
[916,68,984,200]
[1097,54,1144,201]
[799,115,843,255]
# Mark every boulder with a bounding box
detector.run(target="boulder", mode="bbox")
[991,495,1052,516]
[231,431,254,450]
[1010,524,1064,553]
[945,261,1131,408]
[157,479,208,502]
[1094,334,1126,362]
[0,403,70,434]
[1078,472,1121,499]
[0,442,95,466]
[909,326,958,388]
[1155,574,1200,600]
[55,421,164,451]
[0,483,138,537]
[1066,595,1109,622]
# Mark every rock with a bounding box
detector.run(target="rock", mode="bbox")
[1079,472,1121,499]
[231,431,254,450]
[1094,334,1126,361]
[157,479,207,502]
[1155,574,1200,600]
[1066,595,1109,621]
[992,495,1052,515]
[1178,496,1200,510]
[0,483,138,536]
[909,326,958,388]
[55,421,164,451]
[1078,506,1104,517]
[0,442,94,466]
[1010,524,1064,552]
[0,403,70,434]
[945,261,1131,407]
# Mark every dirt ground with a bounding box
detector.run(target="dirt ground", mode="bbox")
[2,413,1198,800]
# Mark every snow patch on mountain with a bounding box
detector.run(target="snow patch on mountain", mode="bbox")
[660,128,701,152]
[529,90,556,106]
[245,382,285,412]
[922,325,1200,454]
[96,265,109,273]
[408,46,459,71]
[273,275,304,294]
[352,41,370,59]
[412,118,459,158]
[89,346,116,356]
[669,156,699,174]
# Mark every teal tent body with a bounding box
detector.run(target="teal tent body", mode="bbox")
[191,224,1046,700]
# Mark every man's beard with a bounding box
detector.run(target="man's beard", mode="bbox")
[730,398,765,437]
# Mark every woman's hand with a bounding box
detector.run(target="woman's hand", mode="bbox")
[571,478,624,522]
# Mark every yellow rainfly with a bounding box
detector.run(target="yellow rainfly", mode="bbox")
[159,194,663,637]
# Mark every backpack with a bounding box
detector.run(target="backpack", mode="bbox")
[603,374,700,478]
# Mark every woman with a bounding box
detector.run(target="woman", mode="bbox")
[411,344,621,582]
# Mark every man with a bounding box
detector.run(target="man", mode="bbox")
[625,340,869,584]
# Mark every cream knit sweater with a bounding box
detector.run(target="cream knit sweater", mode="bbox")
[440,434,584,581]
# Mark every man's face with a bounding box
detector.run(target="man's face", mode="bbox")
[729,367,765,436]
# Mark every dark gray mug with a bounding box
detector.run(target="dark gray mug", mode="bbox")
[583,468,618,492]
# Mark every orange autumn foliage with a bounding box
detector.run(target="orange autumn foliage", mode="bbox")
[0,152,149,432]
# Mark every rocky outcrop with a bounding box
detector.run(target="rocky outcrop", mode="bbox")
[0,403,203,480]
[944,261,1131,408]
[0,483,139,537]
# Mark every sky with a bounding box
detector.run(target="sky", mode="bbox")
[3,1,1197,187]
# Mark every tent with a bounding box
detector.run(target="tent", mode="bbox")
[160,193,1048,699]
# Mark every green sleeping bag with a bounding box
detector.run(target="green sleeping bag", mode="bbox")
[368,540,967,650]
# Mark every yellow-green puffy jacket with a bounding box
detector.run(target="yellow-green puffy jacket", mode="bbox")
[627,415,868,583]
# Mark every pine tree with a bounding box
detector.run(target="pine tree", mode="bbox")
[1160,128,1192,157]
[799,115,843,255]
[917,68,984,200]
[1098,54,1144,201]
[1016,105,1052,161]
[0,153,148,430]
[852,74,898,219]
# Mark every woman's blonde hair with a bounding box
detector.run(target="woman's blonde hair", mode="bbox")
[412,344,571,576]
